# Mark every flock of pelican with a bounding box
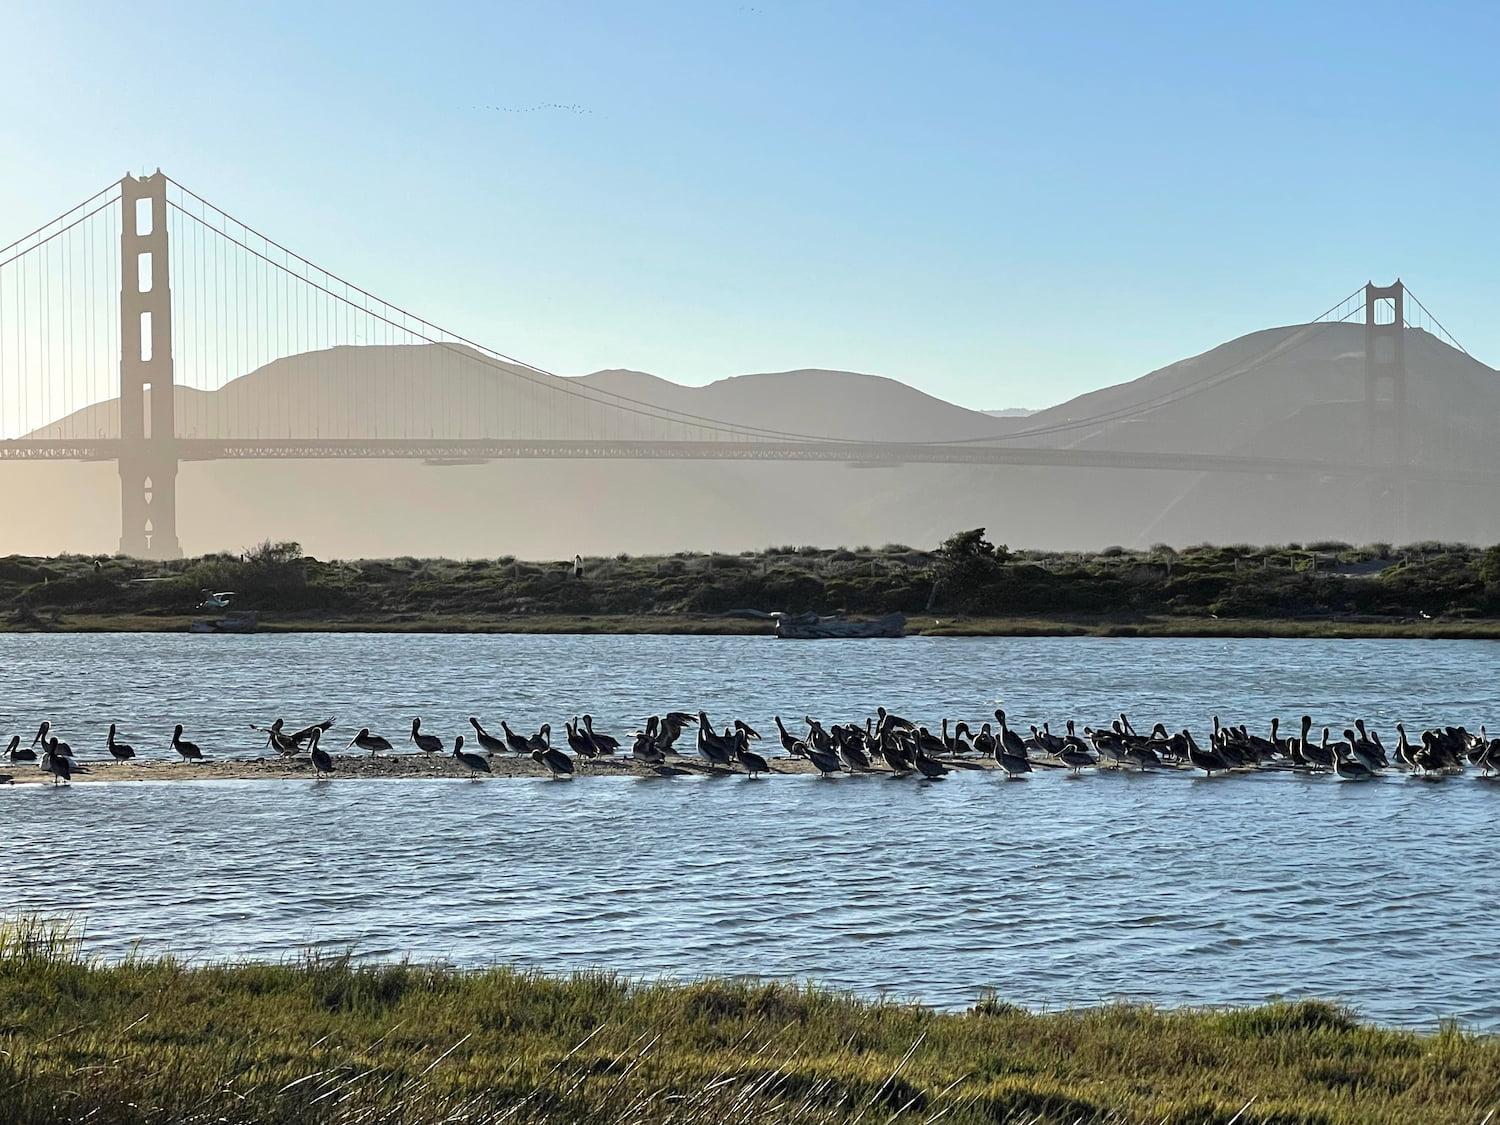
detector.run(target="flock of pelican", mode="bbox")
[6,708,1500,785]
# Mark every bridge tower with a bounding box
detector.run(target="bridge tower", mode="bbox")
[1363,280,1407,544]
[117,172,181,559]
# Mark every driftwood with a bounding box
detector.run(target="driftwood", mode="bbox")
[774,612,905,639]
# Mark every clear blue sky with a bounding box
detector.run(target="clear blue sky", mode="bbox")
[2,0,1497,409]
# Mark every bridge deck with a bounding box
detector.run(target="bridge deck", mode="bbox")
[1,437,1494,485]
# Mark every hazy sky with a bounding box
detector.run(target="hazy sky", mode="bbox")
[2,0,1497,410]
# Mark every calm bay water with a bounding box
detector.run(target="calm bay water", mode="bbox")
[2,633,1499,1027]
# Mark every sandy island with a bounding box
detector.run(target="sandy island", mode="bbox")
[0,750,1161,785]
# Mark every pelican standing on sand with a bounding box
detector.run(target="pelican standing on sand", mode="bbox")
[106,724,136,761]
[347,728,394,755]
[171,725,206,762]
[454,735,492,778]
[410,718,444,755]
[308,729,334,778]
[466,718,507,755]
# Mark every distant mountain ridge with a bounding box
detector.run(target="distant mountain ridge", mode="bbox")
[9,323,1500,557]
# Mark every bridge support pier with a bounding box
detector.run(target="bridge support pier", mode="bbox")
[117,172,181,559]
[1363,281,1407,546]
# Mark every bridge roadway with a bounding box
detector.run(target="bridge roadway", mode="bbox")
[2,436,1497,485]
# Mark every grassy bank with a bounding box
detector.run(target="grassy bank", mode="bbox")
[6,536,1500,636]
[2,922,1497,1124]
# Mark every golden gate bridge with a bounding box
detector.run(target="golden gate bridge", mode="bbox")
[0,171,1489,557]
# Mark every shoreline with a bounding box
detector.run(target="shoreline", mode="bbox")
[6,611,1500,639]
[3,750,1079,784]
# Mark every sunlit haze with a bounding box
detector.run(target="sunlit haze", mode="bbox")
[5,0,1498,409]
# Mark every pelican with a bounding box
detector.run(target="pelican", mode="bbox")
[876,706,914,736]
[8,735,35,763]
[106,723,136,761]
[972,723,997,757]
[308,730,334,778]
[33,722,72,758]
[994,710,1030,762]
[42,746,84,785]
[347,728,394,755]
[171,725,205,762]
[734,719,762,741]
[997,739,1033,780]
[911,744,948,780]
[264,719,298,756]
[734,732,772,778]
[409,718,444,755]
[1184,730,1230,777]
[565,719,597,758]
[454,735,491,778]
[1334,745,1375,781]
[1058,744,1095,777]
[532,743,575,780]
[289,718,335,747]
[525,724,553,755]
[582,714,620,754]
[804,744,843,778]
[499,721,532,755]
[696,714,735,769]
[774,715,803,756]
[466,717,507,755]
[835,728,871,772]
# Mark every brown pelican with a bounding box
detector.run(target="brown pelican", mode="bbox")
[1344,728,1383,772]
[804,743,843,777]
[289,718,335,747]
[33,722,72,758]
[734,732,772,778]
[911,743,948,780]
[525,724,554,755]
[1123,743,1162,770]
[1058,744,1095,777]
[878,731,913,775]
[409,718,444,755]
[499,721,531,755]
[774,716,803,756]
[988,710,1025,761]
[1184,730,1230,777]
[308,730,334,778]
[532,743,575,780]
[734,719,762,741]
[876,706,914,736]
[106,724,136,761]
[655,712,696,752]
[467,718,507,755]
[972,723,997,757]
[1333,744,1375,781]
[582,714,620,754]
[997,737,1033,779]
[696,714,735,768]
[834,727,871,772]
[347,728,394,754]
[454,735,491,778]
[565,719,597,759]
[8,735,35,763]
[171,725,206,762]
[262,719,298,755]
[42,746,84,785]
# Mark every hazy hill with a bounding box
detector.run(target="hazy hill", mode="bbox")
[6,324,1499,558]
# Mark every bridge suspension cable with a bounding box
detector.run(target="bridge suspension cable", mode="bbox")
[164,178,873,447]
